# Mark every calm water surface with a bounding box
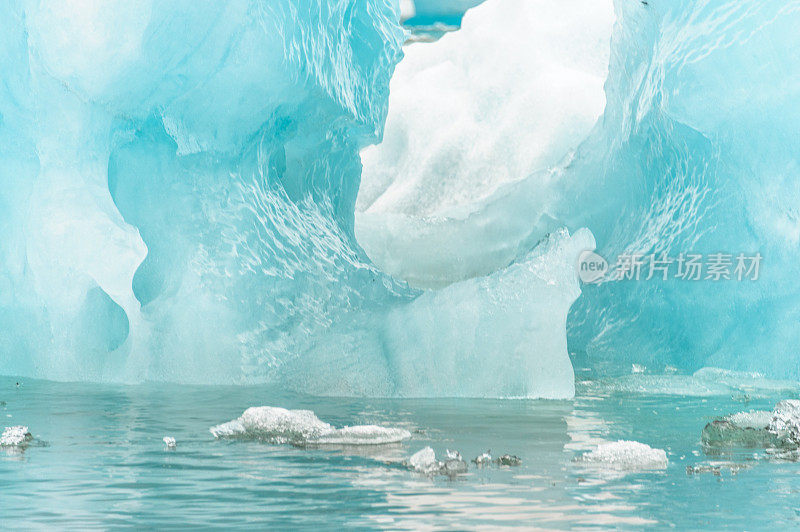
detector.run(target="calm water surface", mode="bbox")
[2,376,799,529]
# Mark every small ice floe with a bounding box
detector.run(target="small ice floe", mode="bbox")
[702,400,800,450]
[443,449,468,475]
[578,440,668,469]
[210,406,410,447]
[407,447,468,477]
[163,436,177,449]
[495,454,522,466]
[1,425,32,447]
[445,449,461,460]
[768,399,800,445]
[409,447,439,474]
[472,450,492,466]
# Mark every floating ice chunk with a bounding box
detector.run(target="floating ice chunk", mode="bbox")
[407,446,468,476]
[579,441,667,469]
[409,447,439,474]
[210,407,410,446]
[163,436,176,449]
[702,400,800,449]
[1,425,32,447]
[210,407,333,444]
[442,456,468,475]
[495,454,522,466]
[472,450,492,466]
[701,415,778,449]
[768,400,800,445]
[442,449,468,474]
[238,407,333,442]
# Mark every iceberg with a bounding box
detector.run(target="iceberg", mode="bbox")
[2,0,799,397]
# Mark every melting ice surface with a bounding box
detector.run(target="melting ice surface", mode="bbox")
[2,0,800,398]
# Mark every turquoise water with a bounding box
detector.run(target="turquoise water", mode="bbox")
[3,375,800,529]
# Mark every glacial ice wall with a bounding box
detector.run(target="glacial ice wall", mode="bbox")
[0,0,585,398]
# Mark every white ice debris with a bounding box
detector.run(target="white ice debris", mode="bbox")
[495,454,522,466]
[210,406,410,446]
[580,440,668,469]
[445,449,462,460]
[407,447,468,476]
[409,446,439,474]
[472,450,492,465]
[407,446,468,476]
[1,425,32,447]
[768,399,800,444]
